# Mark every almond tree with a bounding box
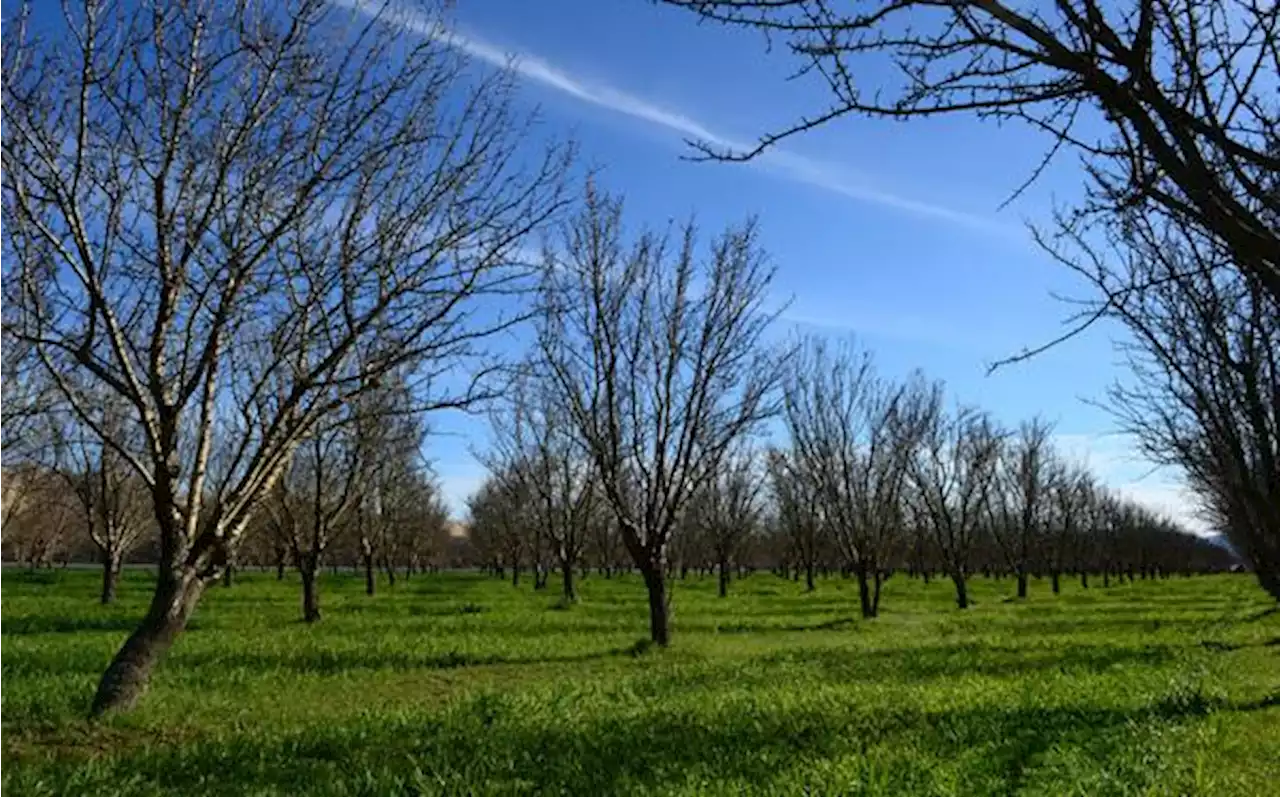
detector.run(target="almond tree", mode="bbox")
[54,399,152,604]
[910,406,1004,609]
[689,447,764,598]
[1050,210,1280,602]
[987,417,1056,599]
[783,338,940,617]
[538,186,784,645]
[2,0,568,715]
[267,412,363,623]
[765,449,824,592]
[665,0,1280,303]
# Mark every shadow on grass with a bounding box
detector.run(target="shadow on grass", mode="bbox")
[2,615,144,636]
[10,688,1234,796]
[761,641,1179,683]
[168,638,660,676]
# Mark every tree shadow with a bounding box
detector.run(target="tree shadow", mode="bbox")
[759,641,1178,683]
[27,688,1231,796]
[168,639,655,677]
[2,615,144,636]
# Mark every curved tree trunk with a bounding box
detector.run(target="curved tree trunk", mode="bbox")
[90,571,205,717]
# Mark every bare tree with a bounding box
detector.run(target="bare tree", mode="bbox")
[910,406,1004,609]
[2,0,569,715]
[1047,212,1279,601]
[270,412,364,623]
[988,417,1056,599]
[783,338,940,617]
[537,186,784,645]
[765,448,824,591]
[467,471,531,586]
[664,0,1280,303]
[54,399,152,603]
[350,382,426,596]
[689,446,763,597]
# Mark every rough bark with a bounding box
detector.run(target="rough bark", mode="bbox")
[561,560,576,602]
[364,552,376,596]
[952,572,969,609]
[100,549,121,605]
[90,572,205,717]
[643,567,670,646]
[857,564,876,619]
[300,563,321,623]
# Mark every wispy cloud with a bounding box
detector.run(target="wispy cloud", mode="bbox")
[330,0,1016,236]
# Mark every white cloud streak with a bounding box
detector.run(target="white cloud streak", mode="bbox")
[330,0,1017,235]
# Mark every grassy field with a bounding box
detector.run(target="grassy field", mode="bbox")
[2,569,1278,796]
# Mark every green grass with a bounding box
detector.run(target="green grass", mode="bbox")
[3,569,1278,796]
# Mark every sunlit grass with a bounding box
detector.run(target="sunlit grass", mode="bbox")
[3,569,1278,795]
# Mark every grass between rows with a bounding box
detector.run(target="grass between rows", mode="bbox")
[2,569,1278,796]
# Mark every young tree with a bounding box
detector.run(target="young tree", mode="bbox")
[663,0,1280,303]
[910,406,1004,609]
[269,413,363,623]
[538,186,784,645]
[987,417,1056,599]
[1046,463,1095,594]
[766,449,824,592]
[689,447,763,598]
[55,402,151,604]
[783,338,939,617]
[2,0,568,715]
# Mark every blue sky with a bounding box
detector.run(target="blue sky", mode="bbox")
[7,0,1200,530]
[402,0,1200,528]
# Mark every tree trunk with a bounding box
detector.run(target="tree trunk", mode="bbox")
[856,564,875,618]
[952,571,969,609]
[101,549,121,605]
[642,566,670,646]
[1080,571,1089,589]
[276,554,286,581]
[1051,570,1061,595]
[222,562,234,588]
[717,556,729,598]
[90,570,205,717]
[511,562,520,588]
[804,562,815,591]
[1016,569,1028,599]
[364,552,376,596]
[872,570,883,616]
[561,559,576,602]
[300,562,321,623]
